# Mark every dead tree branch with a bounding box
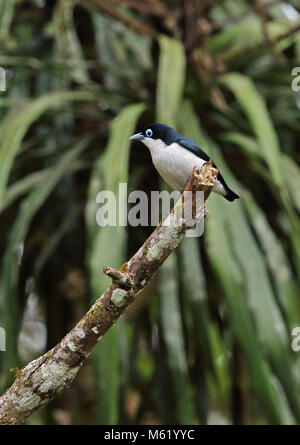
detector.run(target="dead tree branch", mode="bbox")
[0,161,217,425]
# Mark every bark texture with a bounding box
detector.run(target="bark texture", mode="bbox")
[0,162,217,425]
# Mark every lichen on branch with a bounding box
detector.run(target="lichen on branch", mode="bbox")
[0,161,217,425]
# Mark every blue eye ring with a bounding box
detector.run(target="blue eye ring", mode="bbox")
[145,129,153,137]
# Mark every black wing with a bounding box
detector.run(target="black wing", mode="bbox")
[177,137,231,193]
[177,137,210,162]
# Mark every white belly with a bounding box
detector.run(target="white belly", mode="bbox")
[148,142,226,195]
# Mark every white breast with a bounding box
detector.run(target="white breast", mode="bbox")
[143,139,225,195]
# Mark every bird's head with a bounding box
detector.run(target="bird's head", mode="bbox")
[130,123,178,151]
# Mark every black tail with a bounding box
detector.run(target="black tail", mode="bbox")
[216,172,239,202]
[224,188,240,202]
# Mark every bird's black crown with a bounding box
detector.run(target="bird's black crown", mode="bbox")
[141,123,179,145]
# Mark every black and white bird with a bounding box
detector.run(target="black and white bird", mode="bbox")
[130,123,239,202]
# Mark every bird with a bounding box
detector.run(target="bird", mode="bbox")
[129,123,239,202]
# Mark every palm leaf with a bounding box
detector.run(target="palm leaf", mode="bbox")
[0,90,92,207]
[85,103,145,424]
[0,137,90,390]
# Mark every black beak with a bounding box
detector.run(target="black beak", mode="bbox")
[129,132,144,141]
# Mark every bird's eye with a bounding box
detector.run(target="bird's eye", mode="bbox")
[145,129,153,137]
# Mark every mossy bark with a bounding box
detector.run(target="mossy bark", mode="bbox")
[0,162,217,425]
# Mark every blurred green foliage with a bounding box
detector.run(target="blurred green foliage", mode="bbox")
[0,0,300,425]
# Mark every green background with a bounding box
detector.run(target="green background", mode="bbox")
[0,0,300,425]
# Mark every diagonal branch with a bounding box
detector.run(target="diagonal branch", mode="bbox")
[0,161,217,425]
[82,0,156,36]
